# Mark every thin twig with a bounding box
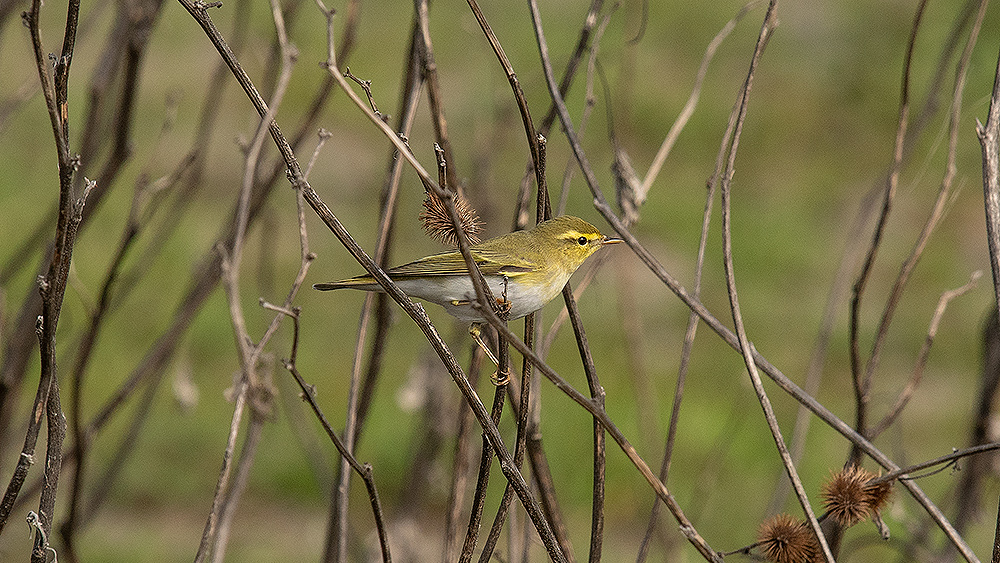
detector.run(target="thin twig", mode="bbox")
[466,0,549,219]
[326,18,421,561]
[869,442,1000,486]
[713,3,833,562]
[415,0,461,194]
[865,0,986,431]
[180,1,565,558]
[639,0,759,197]
[479,315,536,562]
[529,0,975,554]
[637,3,754,552]
[196,1,297,558]
[515,0,604,225]
[9,0,351,534]
[528,1,725,559]
[270,305,392,562]
[564,282,606,563]
[211,402,268,563]
[444,345,485,561]
[460,351,509,562]
[193,379,249,563]
[871,271,982,437]
[0,2,83,552]
[849,0,926,449]
[978,18,1000,320]
[554,7,614,217]
[981,38,1000,563]
[343,67,382,119]
[993,495,1000,563]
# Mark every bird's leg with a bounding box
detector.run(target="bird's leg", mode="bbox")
[469,323,498,365]
[496,275,512,317]
[469,323,509,385]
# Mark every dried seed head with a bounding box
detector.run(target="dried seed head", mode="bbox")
[419,190,482,246]
[613,143,644,225]
[757,514,820,563]
[864,472,894,515]
[822,465,877,527]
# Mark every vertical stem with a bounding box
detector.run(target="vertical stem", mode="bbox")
[992,493,1000,563]
[978,40,1000,318]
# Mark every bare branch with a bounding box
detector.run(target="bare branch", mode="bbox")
[849,0,927,448]
[871,271,982,437]
[978,27,1000,316]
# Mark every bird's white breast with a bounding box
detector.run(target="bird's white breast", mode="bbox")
[393,272,570,323]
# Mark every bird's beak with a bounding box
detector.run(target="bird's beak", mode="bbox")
[601,236,623,245]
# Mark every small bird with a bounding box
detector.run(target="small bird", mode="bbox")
[314,215,622,382]
[314,215,621,322]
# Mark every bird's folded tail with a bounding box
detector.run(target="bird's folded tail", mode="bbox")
[312,276,380,291]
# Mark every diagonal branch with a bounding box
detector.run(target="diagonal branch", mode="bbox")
[849,0,926,446]
[528,0,976,555]
[715,4,833,561]
[177,1,565,559]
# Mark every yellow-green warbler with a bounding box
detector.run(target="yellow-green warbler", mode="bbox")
[314,215,621,323]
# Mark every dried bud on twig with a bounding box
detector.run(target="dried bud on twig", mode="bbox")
[757,514,820,563]
[865,474,893,513]
[822,465,873,526]
[821,465,893,528]
[613,143,645,225]
[419,190,482,246]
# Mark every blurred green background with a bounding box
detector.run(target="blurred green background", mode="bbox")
[1,0,999,560]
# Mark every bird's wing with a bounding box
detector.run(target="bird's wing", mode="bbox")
[470,248,539,277]
[385,248,539,278]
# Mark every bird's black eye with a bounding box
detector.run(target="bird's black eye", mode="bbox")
[577,236,588,246]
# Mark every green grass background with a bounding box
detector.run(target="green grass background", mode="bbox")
[2,0,1000,560]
